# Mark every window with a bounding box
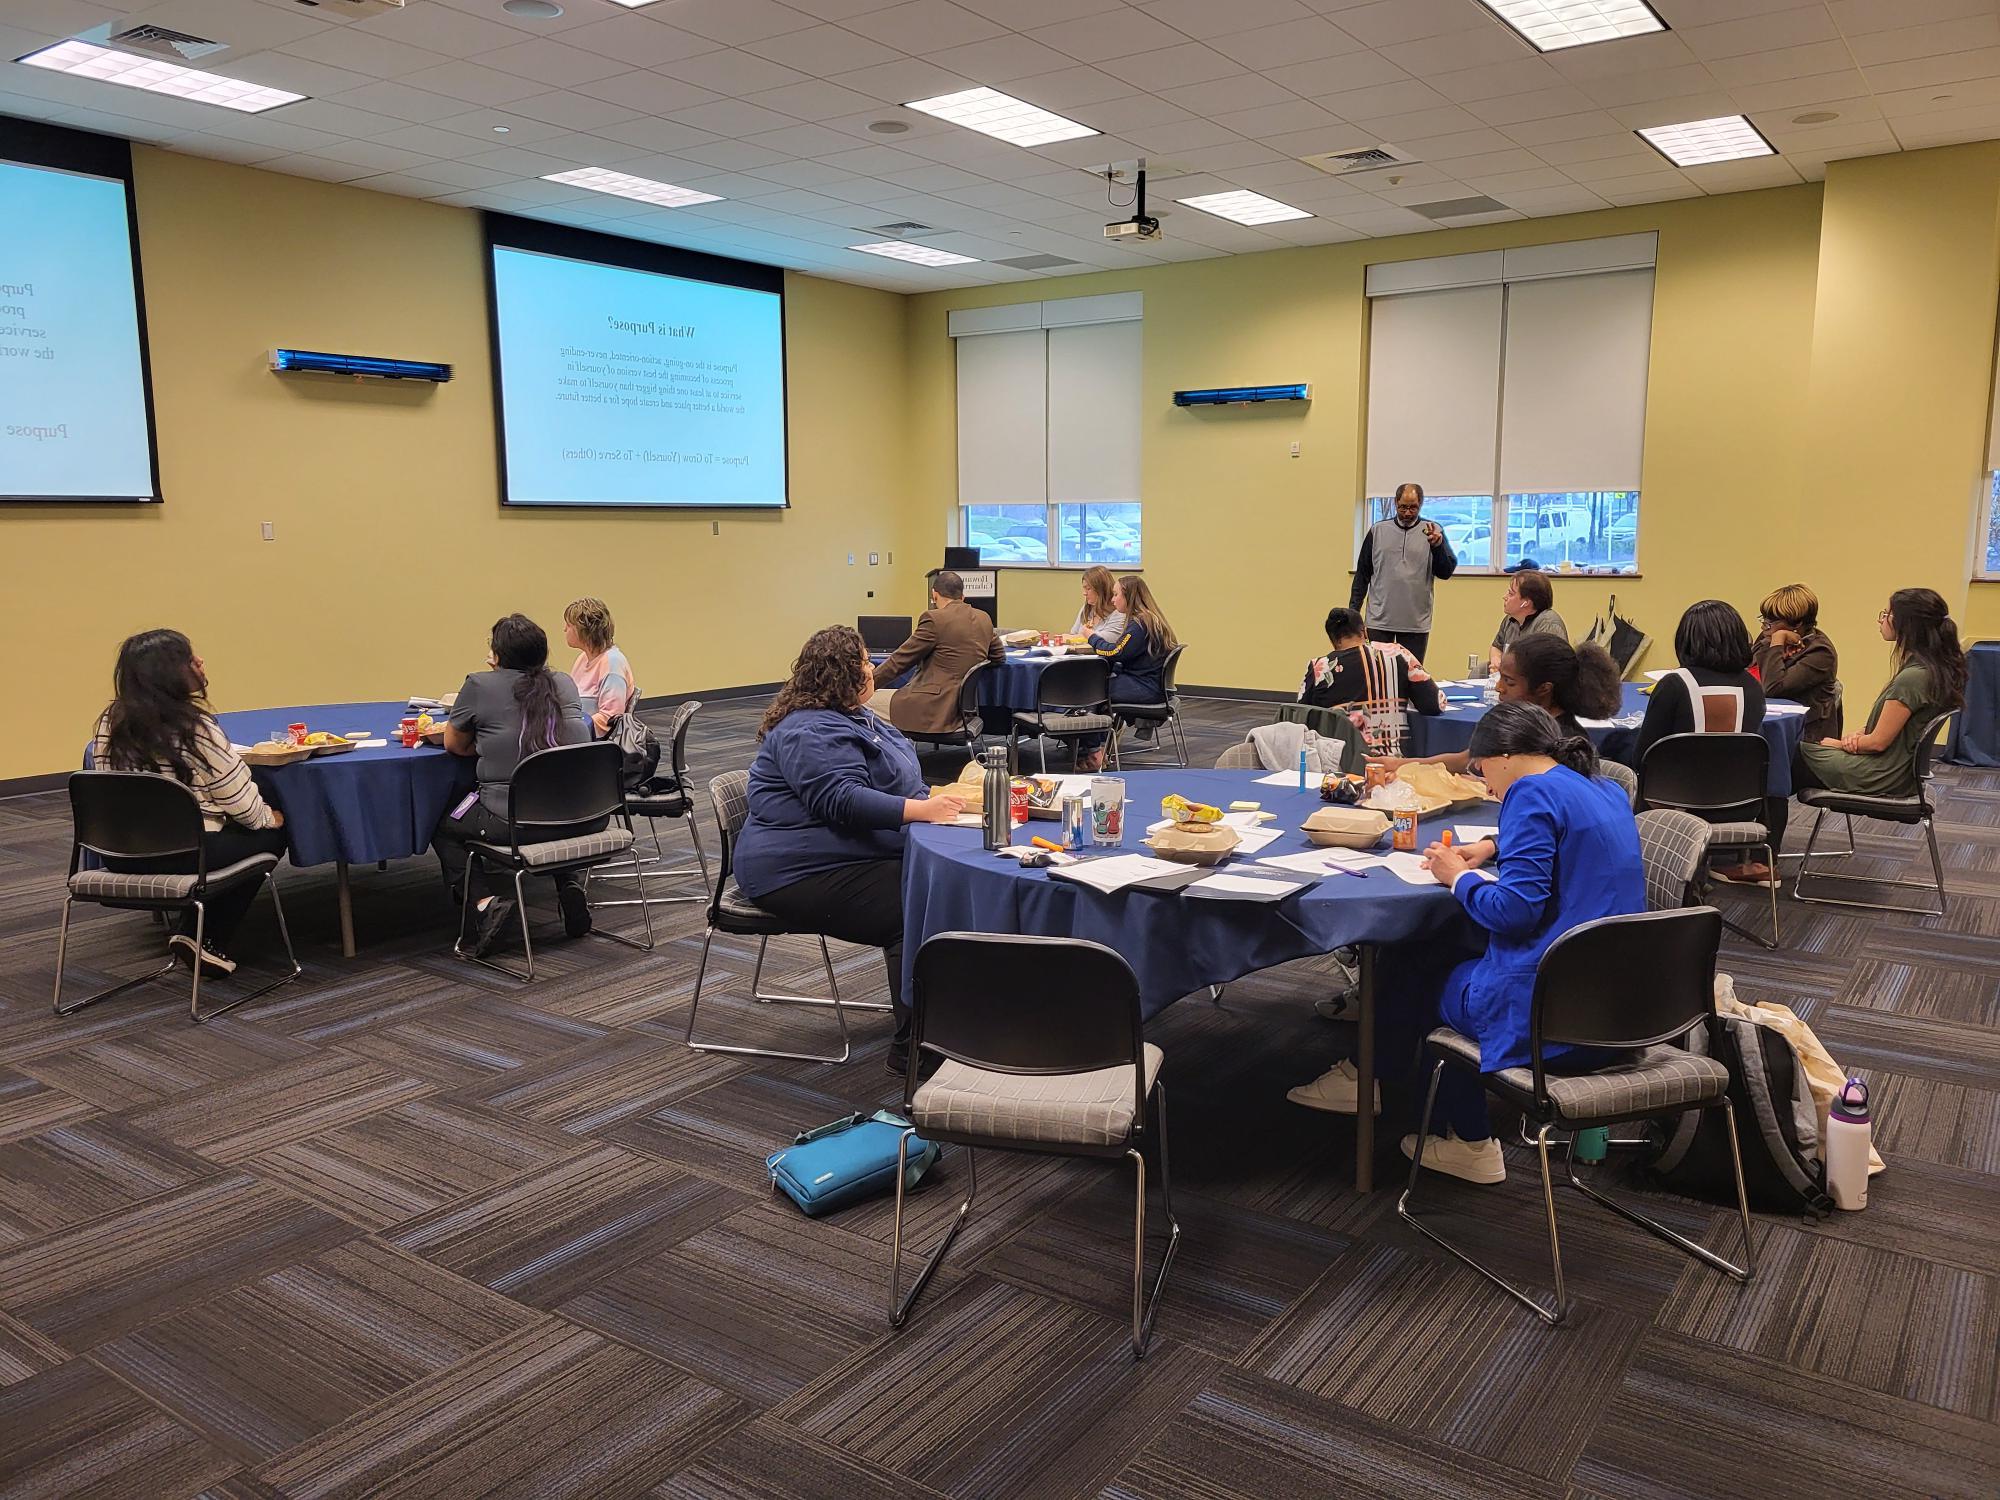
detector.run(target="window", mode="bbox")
[1984,472,2000,578]
[951,294,1141,567]
[1361,235,1654,575]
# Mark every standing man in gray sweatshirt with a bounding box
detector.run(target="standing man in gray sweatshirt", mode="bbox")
[1349,482,1458,663]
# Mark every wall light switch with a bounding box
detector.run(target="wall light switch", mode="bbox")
[887,551,894,564]
[869,552,879,565]
[711,521,720,536]
[1289,442,1300,458]
[848,552,855,565]
[261,521,274,541]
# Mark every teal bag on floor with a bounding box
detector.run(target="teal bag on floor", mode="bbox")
[766,1110,939,1217]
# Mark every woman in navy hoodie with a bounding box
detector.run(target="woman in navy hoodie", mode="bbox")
[734,625,967,1073]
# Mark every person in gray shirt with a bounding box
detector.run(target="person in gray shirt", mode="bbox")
[1487,568,1568,673]
[1349,482,1458,661]
[438,613,596,955]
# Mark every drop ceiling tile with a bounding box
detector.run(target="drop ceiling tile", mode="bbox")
[1427,57,1566,104]
[1255,215,1366,243]
[1565,151,1686,182]
[1725,72,1871,113]
[741,120,868,156]
[827,57,975,104]
[1140,0,1316,40]
[1864,47,2000,96]
[741,156,861,187]
[263,153,377,183]
[1258,125,1393,160]
[1381,25,1539,78]
[1605,92,1743,129]
[846,0,1008,53]
[1681,155,1803,189]
[1858,15,2000,66]
[1656,0,1809,23]
[370,121,505,158]
[382,157,517,190]
[1595,174,1701,204]
[468,41,627,89]
[279,28,451,80]
[1334,0,1490,49]
[1261,54,1403,103]
[741,24,902,75]
[1327,204,1442,235]
[269,100,407,138]
[955,0,1125,26]
[924,34,1076,85]
[1463,85,1598,125]
[1211,98,1343,138]
[189,114,340,154]
[1400,130,1527,163]
[1546,29,1698,82]
[573,71,721,114]
[1222,156,1335,189]
[892,129,1065,177]
[655,48,805,96]
[1501,109,1626,146]
[873,161,985,191]
[933,179,1056,213]
[458,144,574,175]
[164,132,284,165]
[1702,41,1855,88]
[1892,102,2000,146]
[1313,78,1446,121]
[402,61,548,107]
[1102,44,1247,93]
[1827,0,1994,34]
[1762,112,1892,148]
[353,4,523,56]
[347,171,447,198]
[1209,18,1365,72]
[1007,65,1147,110]
[560,15,725,69]
[1351,103,1485,140]
[1462,164,1573,192]
[1172,140,1291,172]
[590,115,723,153]
[1033,131,1142,167]
[529,130,643,167]
[815,142,936,175]
[1028,12,1189,66]
[1492,182,1608,214]
[327,81,469,124]
[1121,116,1246,152]
[499,91,640,131]
[1161,73,1297,117]
[223,53,376,99]
[1680,6,1841,60]
[1079,93,1195,133]
[309,137,440,173]
[662,0,822,47]
[1577,62,1726,108]
[1537,133,1661,167]
[675,137,794,169]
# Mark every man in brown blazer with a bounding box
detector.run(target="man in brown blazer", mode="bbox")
[871,571,1004,736]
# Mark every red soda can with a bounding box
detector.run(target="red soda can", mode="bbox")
[1009,777,1030,825]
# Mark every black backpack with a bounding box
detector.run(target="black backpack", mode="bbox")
[604,712,660,791]
[1647,1015,1833,1216]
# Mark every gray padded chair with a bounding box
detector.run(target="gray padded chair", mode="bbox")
[1597,758,1639,809]
[1636,808,1711,913]
[1398,907,1756,1327]
[1214,741,1262,770]
[683,770,887,1064]
[890,932,1179,1357]
[1640,732,1778,948]
[1110,643,1190,767]
[1794,708,1956,916]
[1010,656,1118,773]
[53,771,300,1023]
[452,740,653,981]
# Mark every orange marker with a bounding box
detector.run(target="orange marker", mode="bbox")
[1029,835,1064,852]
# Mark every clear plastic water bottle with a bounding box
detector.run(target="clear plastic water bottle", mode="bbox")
[1482,678,1499,707]
[980,745,1010,850]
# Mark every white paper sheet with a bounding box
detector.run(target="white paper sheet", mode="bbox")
[1252,770,1317,788]
[1257,848,1378,877]
[1454,824,1499,842]
[1381,851,1442,885]
[1643,669,1670,681]
[1050,854,1188,893]
[354,739,389,749]
[1190,872,1310,896]
[1764,702,1809,717]
[1230,827,1284,855]
[1577,715,1644,729]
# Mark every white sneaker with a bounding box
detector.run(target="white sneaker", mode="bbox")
[1400,1130,1505,1184]
[1286,1059,1380,1115]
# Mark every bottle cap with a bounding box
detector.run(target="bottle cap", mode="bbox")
[1829,1075,1869,1123]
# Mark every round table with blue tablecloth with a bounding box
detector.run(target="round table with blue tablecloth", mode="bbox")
[872,647,1080,719]
[1942,641,2000,766]
[902,768,1480,1190]
[192,702,473,956]
[1403,681,1810,794]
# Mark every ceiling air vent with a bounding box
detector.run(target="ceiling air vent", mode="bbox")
[1410,195,1512,221]
[993,253,1083,271]
[1300,144,1418,176]
[860,220,945,239]
[103,24,229,63]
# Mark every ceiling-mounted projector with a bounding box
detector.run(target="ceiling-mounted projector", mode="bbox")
[1104,166,1161,241]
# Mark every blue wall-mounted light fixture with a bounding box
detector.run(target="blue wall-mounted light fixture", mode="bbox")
[269,349,453,382]
[1171,382,1309,407]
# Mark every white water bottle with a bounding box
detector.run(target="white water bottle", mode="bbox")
[1825,1076,1871,1211]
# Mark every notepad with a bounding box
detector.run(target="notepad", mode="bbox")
[1046,854,1195,893]
[1185,871,1312,901]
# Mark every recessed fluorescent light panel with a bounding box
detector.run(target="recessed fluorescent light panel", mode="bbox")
[903,87,1097,148]
[16,39,304,113]
[1176,190,1312,226]
[849,240,979,267]
[1473,0,1666,52]
[1636,114,1775,167]
[542,167,721,207]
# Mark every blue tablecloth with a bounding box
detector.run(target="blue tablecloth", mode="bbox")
[902,768,1477,1019]
[212,702,474,868]
[1943,641,2000,766]
[873,648,1072,719]
[1404,682,1808,795]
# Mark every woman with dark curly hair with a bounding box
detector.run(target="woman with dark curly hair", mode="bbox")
[734,625,967,1072]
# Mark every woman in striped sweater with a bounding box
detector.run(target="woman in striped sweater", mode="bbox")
[91,629,287,976]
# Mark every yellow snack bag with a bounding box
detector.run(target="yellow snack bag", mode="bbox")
[1160,793,1223,825]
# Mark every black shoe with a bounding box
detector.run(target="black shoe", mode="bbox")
[168,934,237,976]
[886,1050,909,1079]
[557,881,593,939]
[471,898,516,957]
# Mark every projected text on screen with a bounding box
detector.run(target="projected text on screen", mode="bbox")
[0,157,156,501]
[491,244,787,508]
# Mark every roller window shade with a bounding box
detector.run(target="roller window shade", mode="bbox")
[1047,321,1140,502]
[1987,320,2000,471]
[1364,284,1503,497]
[956,328,1046,505]
[1498,269,1654,494]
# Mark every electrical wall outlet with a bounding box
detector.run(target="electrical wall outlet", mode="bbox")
[260,521,274,541]
[868,552,879,565]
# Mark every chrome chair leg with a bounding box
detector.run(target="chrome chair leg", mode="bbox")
[1132,1081,1182,1357]
[591,850,658,953]
[685,930,854,1063]
[1396,1060,1569,1326]
[591,817,710,907]
[51,897,181,1016]
[1794,811,1947,916]
[747,935,888,1012]
[1715,840,1780,949]
[891,1135,974,1329]
[190,869,304,1023]
[1563,1102,1754,1281]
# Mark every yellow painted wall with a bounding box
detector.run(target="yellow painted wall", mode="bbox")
[0,149,919,781]
[908,144,2000,696]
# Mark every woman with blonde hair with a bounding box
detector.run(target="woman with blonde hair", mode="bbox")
[1077,575,1178,771]
[1750,583,1838,743]
[563,596,636,735]
[1070,565,1124,640]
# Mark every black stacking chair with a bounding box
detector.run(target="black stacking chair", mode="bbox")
[53,771,300,1023]
[1640,732,1777,947]
[1398,907,1756,1327]
[591,701,710,909]
[1794,709,1957,916]
[890,933,1180,1356]
[451,741,652,981]
[1271,702,1365,773]
[900,659,993,756]
[1009,656,1117,772]
[1110,643,1189,767]
[683,770,887,1064]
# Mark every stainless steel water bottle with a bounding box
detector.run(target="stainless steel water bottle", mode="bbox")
[981,745,1010,850]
